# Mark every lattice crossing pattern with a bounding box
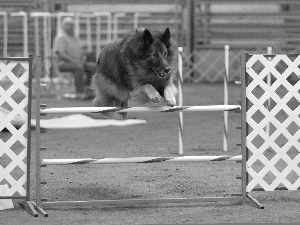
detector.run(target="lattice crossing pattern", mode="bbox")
[245,54,300,192]
[0,59,30,197]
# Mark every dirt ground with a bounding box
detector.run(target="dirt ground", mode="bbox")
[2,83,300,224]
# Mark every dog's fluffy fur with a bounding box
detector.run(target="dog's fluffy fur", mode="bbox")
[92,28,178,118]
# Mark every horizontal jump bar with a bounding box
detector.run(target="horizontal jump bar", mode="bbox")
[41,105,241,114]
[42,155,242,165]
[40,196,244,207]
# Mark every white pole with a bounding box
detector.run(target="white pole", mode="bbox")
[134,13,139,29]
[113,13,117,41]
[0,12,8,57]
[107,13,112,43]
[266,47,272,136]
[47,15,52,78]
[86,16,92,52]
[223,45,229,152]
[133,12,150,30]
[11,11,28,56]
[96,15,101,59]
[113,13,125,41]
[94,12,112,50]
[178,47,184,155]
[43,16,49,79]
[23,12,28,57]
[33,17,40,56]
[31,12,52,80]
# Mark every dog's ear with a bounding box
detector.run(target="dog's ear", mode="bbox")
[142,29,154,47]
[161,28,171,43]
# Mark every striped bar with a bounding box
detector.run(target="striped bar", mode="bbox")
[39,196,244,207]
[42,155,242,165]
[177,47,184,155]
[41,105,241,114]
[223,45,230,152]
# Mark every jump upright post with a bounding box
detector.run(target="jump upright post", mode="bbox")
[178,47,184,154]
[30,12,52,81]
[242,53,300,194]
[0,12,8,57]
[223,45,230,152]
[0,56,38,216]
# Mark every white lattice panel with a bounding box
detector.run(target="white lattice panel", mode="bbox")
[0,59,30,197]
[245,54,300,192]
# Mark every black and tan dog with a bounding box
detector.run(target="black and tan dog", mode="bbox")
[92,28,178,118]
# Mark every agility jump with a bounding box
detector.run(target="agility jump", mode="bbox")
[32,52,300,217]
[1,52,299,217]
[26,48,247,217]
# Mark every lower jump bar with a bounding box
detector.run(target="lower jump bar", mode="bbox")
[42,155,242,165]
[41,105,241,114]
[41,196,244,207]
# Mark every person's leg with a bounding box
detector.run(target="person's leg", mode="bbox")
[58,61,86,94]
[84,62,96,87]
[82,62,96,99]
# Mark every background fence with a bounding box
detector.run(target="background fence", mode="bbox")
[182,46,300,83]
[1,0,300,83]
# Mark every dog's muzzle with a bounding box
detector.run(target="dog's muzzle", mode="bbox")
[155,68,170,78]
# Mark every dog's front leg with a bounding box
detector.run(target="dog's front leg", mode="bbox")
[142,84,162,103]
[164,84,177,106]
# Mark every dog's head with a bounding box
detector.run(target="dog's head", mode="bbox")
[130,28,177,80]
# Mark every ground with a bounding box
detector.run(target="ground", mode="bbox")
[2,83,300,224]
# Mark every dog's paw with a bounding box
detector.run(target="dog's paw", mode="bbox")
[149,91,162,103]
[141,84,162,103]
[165,95,176,107]
[152,94,162,103]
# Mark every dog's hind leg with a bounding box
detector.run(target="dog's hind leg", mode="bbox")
[111,99,128,118]
[93,94,118,119]
[119,100,128,118]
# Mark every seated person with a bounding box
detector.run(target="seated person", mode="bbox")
[52,17,95,100]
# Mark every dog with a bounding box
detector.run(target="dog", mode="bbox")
[92,27,178,118]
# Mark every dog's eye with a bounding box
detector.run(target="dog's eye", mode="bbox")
[150,52,158,58]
